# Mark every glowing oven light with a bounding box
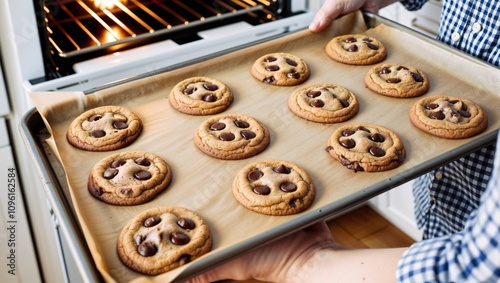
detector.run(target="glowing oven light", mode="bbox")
[93,0,127,10]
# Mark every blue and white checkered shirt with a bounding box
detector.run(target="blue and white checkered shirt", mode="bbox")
[399,0,499,240]
[397,130,500,282]
[401,0,500,67]
[395,0,500,281]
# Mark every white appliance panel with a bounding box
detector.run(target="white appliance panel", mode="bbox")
[0,62,10,116]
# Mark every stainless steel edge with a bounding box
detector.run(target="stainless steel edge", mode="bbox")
[19,109,101,283]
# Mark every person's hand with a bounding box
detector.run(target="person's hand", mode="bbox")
[309,0,399,32]
[186,221,337,283]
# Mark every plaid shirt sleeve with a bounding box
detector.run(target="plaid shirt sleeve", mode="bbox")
[399,0,429,11]
[397,130,500,282]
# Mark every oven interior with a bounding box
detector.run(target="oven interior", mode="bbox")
[34,0,305,83]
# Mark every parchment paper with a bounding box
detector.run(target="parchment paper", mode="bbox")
[30,11,500,283]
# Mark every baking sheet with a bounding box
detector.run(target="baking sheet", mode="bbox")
[29,11,500,283]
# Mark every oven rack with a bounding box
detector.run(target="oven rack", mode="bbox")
[43,0,283,57]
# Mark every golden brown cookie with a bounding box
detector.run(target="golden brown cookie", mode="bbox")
[364,63,429,98]
[169,76,233,115]
[288,83,359,123]
[325,34,387,65]
[117,206,213,275]
[193,113,270,160]
[251,52,310,86]
[326,124,406,172]
[67,105,142,151]
[88,151,172,205]
[232,160,315,215]
[409,95,488,139]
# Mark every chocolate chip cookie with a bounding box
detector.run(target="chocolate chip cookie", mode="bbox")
[117,206,213,275]
[193,113,270,160]
[364,64,429,98]
[326,124,406,172]
[67,105,142,151]
[169,76,233,115]
[232,160,315,215]
[325,34,387,65]
[288,83,359,123]
[410,95,488,139]
[88,151,172,205]
[251,52,310,86]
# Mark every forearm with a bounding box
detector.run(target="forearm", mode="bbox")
[292,247,407,283]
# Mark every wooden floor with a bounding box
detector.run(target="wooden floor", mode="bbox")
[223,205,416,283]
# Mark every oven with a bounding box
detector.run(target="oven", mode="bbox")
[0,1,320,282]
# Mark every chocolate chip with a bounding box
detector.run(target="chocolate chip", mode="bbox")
[273,164,291,174]
[325,146,333,152]
[144,216,161,227]
[103,168,118,179]
[410,72,424,82]
[425,103,439,110]
[362,38,373,42]
[458,110,471,118]
[348,44,358,52]
[113,121,128,129]
[88,115,102,122]
[138,242,157,257]
[357,126,370,133]
[386,78,401,84]
[342,129,355,136]
[366,42,379,50]
[396,66,409,70]
[220,132,235,141]
[234,120,250,128]
[287,72,300,79]
[339,99,349,108]
[340,139,356,149]
[120,188,133,195]
[310,99,324,108]
[289,199,297,207]
[429,111,445,120]
[280,182,297,192]
[265,56,277,62]
[344,37,357,43]
[135,158,151,166]
[307,90,321,98]
[210,122,226,131]
[171,232,190,245]
[90,130,106,138]
[461,103,468,111]
[203,94,217,102]
[370,133,385,142]
[369,147,385,157]
[134,170,152,180]
[203,83,218,91]
[253,185,271,195]
[248,170,264,181]
[266,65,280,71]
[286,59,298,66]
[379,67,391,74]
[183,87,196,95]
[264,77,275,84]
[241,130,256,140]
[177,218,196,230]
[449,100,459,104]
[111,159,126,168]
[179,254,192,264]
